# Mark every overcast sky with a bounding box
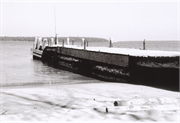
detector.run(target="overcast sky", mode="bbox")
[0,0,179,41]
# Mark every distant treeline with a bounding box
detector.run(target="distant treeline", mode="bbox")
[0,36,35,41]
[0,36,109,42]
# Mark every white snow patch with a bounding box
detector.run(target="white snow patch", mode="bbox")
[58,45,180,57]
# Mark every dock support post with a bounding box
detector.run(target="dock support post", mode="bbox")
[62,39,64,47]
[82,38,85,47]
[42,38,48,49]
[38,37,42,50]
[84,40,87,50]
[143,39,146,50]
[48,38,50,46]
[67,38,69,45]
[34,36,38,49]
[109,37,113,48]
[50,37,54,46]
[55,34,58,45]
[72,40,74,45]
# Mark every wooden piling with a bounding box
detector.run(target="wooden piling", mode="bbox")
[84,40,86,50]
[87,41,88,47]
[72,40,74,45]
[62,40,64,47]
[67,38,69,45]
[81,38,85,47]
[143,39,146,50]
[109,37,113,48]
[55,34,58,45]
[50,37,54,46]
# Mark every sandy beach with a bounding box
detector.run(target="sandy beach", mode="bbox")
[1,81,179,122]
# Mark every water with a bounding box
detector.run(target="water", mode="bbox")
[0,41,96,87]
[0,41,179,87]
[113,41,179,51]
[74,40,179,51]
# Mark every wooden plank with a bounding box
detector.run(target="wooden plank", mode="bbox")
[31,48,43,54]
[32,53,42,58]
[59,47,129,67]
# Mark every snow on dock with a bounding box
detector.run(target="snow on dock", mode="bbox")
[87,47,180,57]
[54,45,180,57]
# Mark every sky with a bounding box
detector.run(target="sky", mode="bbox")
[0,0,179,41]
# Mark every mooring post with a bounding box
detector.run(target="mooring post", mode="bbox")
[72,40,74,45]
[143,39,146,50]
[84,40,86,50]
[67,38,69,45]
[38,37,43,50]
[34,36,38,49]
[42,38,48,49]
[50,37,54,46]
[48,38,50,46]
[62,39,64,47]
[55,34,58,45]
[82,38,85,47]
[109,37,113,48]
[87,41,88,47]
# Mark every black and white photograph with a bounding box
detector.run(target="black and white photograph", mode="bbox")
[0,0,180,122]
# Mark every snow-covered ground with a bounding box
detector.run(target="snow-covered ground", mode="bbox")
[53,45,180,57]
[1,82,179,122]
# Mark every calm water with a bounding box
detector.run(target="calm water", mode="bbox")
[114,41,179,51]
[0,41,179,87]
[0,41,97,87]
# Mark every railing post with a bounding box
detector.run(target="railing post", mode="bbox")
[38,37,42,50]
[143,39,146,50]
[55,34,58,45]
[62,39,64,47]
[34,36,38,49]
[84,40,86,50]
[67,38,69,45]
[109,37,113,48]
[48,38,50,46]
[42,38,48,49]
[72,39,74,45]
[82,38,85,47]
[50,37,54,47]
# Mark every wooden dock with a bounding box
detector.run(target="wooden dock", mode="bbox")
[38,45,179,68]
[57,47,129,67]
[31,44,179,86]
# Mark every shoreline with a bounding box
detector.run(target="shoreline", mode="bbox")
[1,82,179,122]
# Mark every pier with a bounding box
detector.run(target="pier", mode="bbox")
[31,42,179,87]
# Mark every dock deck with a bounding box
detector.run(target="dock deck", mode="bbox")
[51,45,180,57]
